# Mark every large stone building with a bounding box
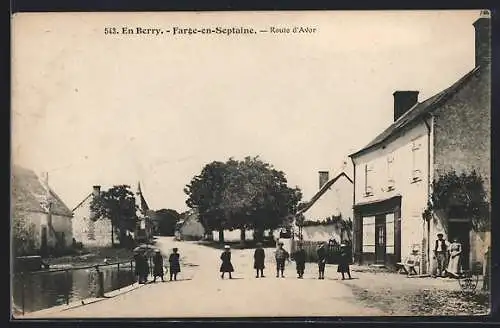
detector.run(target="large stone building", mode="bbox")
[349,12,490,273]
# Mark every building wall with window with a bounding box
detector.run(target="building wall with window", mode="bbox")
[352,121,431,266]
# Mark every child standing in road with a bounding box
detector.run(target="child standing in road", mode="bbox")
[254,242,266,278]
[152,249,165,282]
[220,245,234,279]
[337,244,352,280]
[275,242,289,278]
[294,242,306,279]
[169,248,181,281]
[317,242,327,280]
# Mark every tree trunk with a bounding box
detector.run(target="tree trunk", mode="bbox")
[218,229,224,243]
[111,221,115,247]
[240,229,246,242]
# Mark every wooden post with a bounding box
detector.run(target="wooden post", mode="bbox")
[21,272,25,315]
[117,262,120,290]
[95,266,104,297]
[65,270,70,305]
[483,246,490,291]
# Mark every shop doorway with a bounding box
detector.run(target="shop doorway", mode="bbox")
[448,219,471,270]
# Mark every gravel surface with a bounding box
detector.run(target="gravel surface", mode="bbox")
[342,270,490,316]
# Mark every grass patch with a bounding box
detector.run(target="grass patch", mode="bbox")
[47,246,135,267]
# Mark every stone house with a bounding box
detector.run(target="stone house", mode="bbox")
[176,209,205,241]
[72,185,118,247]
[11,165,73,256]
[348,12,490,273]
[72,182,153,247]
[295,170,353,243]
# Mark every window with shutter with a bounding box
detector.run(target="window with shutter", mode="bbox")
[411,139,423,182]
[364,163,374,196]
[387,153,395,190]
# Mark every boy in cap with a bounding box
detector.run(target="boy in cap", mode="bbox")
[294,242,306,279]
[317,242,327,279]
[275,242,289,278]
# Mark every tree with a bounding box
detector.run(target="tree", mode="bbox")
[90,185,138,247]
[184,156,303,243]
[12,214,36,256]
[426,170,490,231]
[154,209,181,236]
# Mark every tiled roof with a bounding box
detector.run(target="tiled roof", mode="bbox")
[349,66,481,158]
[11,165,73,217]
[297,172,353,215]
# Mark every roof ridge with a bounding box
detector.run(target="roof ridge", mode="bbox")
[297,171,353,215]
[72,193,92,212]
[350,66,480,158]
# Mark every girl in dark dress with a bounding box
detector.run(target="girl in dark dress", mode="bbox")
[152,249,165,282]
[220,245,234,279]
[133,252,143,283]
[254,243,265,278]
[169,248,181,281]
[337,244,352,280]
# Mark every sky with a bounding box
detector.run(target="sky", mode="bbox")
[12,10,480,212]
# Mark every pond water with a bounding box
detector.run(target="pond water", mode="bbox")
[12,264,136,314]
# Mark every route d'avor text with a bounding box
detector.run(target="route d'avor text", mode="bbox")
[104,26,317,36]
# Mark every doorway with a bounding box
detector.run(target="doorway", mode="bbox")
[448,220,471,270]
[41,226,48,256]
[375,215,386,264]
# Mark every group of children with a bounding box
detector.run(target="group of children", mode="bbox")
[133,247,181,283]
[220,241,352,280]
[137,241,352,283]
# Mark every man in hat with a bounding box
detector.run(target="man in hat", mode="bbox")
[294,242,306,279]
[275,242,289,278]
[220,245,234,279]
[433,233,450,277]
[317,242,327,279]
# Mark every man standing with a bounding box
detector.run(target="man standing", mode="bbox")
[275,242,289,278]
[433,233,450,277]
[317,242,327,279]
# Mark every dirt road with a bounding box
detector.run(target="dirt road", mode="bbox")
[28,237,382,318]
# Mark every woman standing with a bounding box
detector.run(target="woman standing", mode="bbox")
[337,244,352,280]
[152,249,165,282]
[168,248,181,281]
[220,245,234,279]
[254,243,265,278]
[447,238,462,278]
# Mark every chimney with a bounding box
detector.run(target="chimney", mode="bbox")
[393,91,419,121]
[473,10,491,67]
[92,185,101,197]
[319,171,329,189]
